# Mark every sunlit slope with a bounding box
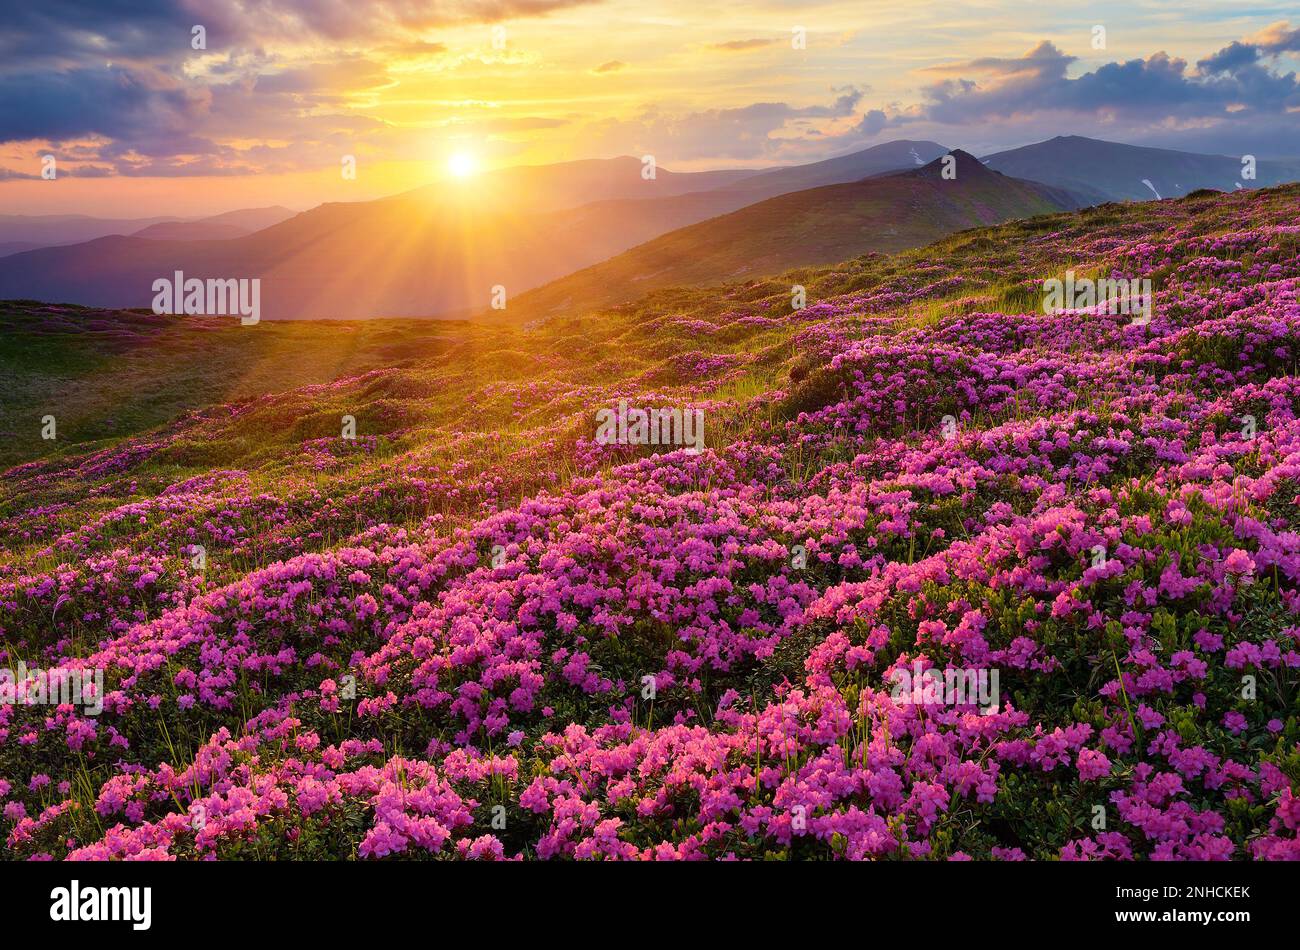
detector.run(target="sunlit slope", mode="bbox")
[0,304,469,468]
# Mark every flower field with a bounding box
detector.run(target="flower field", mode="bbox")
[2,184,1299,860]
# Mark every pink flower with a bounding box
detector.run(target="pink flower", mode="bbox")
[1222,711,1249,735]
[1077,749,1112,782]
[1222,549,1255,576]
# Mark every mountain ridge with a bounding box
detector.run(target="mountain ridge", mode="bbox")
[0,143,955,318]
[982,135,1300,202]
[506,150,1085,319]
[3,135,1298,318]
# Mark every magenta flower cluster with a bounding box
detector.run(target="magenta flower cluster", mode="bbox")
[2,186,1299,860]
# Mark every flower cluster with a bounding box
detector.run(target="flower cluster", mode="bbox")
[2,184,1298,860]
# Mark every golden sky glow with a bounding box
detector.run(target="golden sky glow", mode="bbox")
[1,1,1298,216]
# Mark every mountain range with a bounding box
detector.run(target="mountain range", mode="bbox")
[982,135,1300,202]
[510,150,1082,318]
[0,141,951,319]
[0,206,298,256]
[0,136,1296,320]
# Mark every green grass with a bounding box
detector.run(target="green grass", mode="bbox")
[0,305,467,468]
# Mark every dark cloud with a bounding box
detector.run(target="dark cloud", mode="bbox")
[0,0,606,68]
[0,1,194,70]
[0,1,603,175]
[3,4,1299,182]
[1247,21,1300,54]
[0,66,210,143]
[857,109,887,136]
[827,86,865,115]
[837,26,1300,158]
[924,40,1074,78]
[1198,42,1261,75]
[189,0,605,42]
[914,35,1300,125]
[1199,21,1300,74]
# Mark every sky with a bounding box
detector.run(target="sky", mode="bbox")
[1,0,1298,217]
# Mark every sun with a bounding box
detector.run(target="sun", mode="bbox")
[447,151,479,179]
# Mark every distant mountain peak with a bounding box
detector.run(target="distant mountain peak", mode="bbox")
[508,155,1076,319]
[905,149,995,181]
[982,136,1300,203]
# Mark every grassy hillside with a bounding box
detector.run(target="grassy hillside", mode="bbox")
[0,305,474,469]
[1,182,1298,861]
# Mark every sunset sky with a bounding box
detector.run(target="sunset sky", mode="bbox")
[2,0,1298,217]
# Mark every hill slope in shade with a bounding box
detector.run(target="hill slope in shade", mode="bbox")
[511,150,1082,318]
[712,139,949,196]
[1,183,1299,861]
[193,205,298,232]
[0,213,181,249]
[131,206,299,241]
[983,135,1300,202]
[132,222,253,241]
[0,241,44,258]
[0,207,300,255]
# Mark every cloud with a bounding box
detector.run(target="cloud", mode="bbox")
[63,164,116,178]
[856,109,887,136]
[831,25,1300,157]
[586,87,866,161]
[0,0,606,177]
[909,33,1300,126]
[3,5,1300,185]
[0,66,211,145]
[923,40,1074,78]
[378,40,449,59]
[459,116,570,133]
[1198,42,1263,76]
[1199,21,1300,74]
[0,1,192,70]
[0,0,608,63]
[707,38,776,52]
[819,86,865,116]
[1246,21,1300,54]
[252,59,393,98]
